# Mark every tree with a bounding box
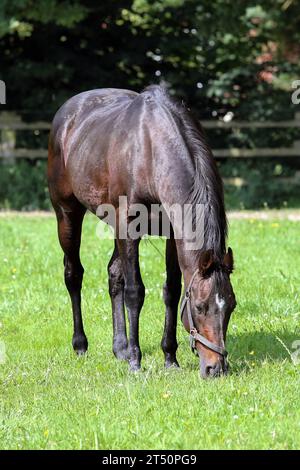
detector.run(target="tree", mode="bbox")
[0,0,299,121]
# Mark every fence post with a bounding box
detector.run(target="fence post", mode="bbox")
[293,113,300,153]
[0,112,21,163]
[0,80,5,104]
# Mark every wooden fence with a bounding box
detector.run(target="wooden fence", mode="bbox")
[0,111,300,160]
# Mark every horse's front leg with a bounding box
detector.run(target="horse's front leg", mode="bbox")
[116,238,145,371]
[161,237,182,368]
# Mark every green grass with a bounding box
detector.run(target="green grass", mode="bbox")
[0,213,300,450]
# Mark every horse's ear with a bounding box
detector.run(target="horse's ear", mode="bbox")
[223,247,234,274]
[199,249,215,276]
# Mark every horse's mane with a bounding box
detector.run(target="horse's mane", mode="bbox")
[143,84,227,261]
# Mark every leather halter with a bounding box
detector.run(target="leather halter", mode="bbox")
[180,269,228,358]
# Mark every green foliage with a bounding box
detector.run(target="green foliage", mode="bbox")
[0,214,300,449]
[220,160,300,209]
[0,0,299,118]
[0,0,300,209]
[0,160,50,210]
[0,0,87,37]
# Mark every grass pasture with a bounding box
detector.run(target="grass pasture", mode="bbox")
[0,212,300,449]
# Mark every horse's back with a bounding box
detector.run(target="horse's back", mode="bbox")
[48,86,188,212]
[50,88,138,157]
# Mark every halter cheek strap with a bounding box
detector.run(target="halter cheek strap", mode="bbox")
[180,269,228,358]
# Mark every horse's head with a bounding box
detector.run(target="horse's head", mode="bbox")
[181,248,236,378]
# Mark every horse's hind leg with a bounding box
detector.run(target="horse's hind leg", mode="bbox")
[108,242,129,360]
[161,237,181,368]
[55,201,88,355]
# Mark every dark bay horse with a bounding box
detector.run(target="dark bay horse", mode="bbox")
[48,85,236,378]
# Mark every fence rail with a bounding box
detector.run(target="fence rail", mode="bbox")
[1,111,300,159]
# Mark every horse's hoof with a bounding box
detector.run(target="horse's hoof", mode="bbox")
[72,334,88,355]
[113,348,130,361]
[129,362,141,372]
[165,360,180,369]
[76,349,87,357]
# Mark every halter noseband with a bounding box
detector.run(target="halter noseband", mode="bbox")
[180,269,228,358]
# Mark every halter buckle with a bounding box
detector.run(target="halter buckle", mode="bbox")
[189,328,198,354]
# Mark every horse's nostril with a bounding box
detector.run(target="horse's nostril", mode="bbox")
[201,358,229,379]
[204,362,225,378]
[205,365,218,377]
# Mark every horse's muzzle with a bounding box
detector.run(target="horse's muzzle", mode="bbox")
[200,357,229,379]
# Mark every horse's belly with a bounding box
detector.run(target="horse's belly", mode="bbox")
[75,182,109,214]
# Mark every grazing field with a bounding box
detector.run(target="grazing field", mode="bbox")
[0,212,299,450]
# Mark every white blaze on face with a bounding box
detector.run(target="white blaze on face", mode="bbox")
[216,293,226,311]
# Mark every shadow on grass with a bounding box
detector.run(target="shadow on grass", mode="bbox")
[155,329,298,373]
[227,329,299,373]
[108,329,299,375]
